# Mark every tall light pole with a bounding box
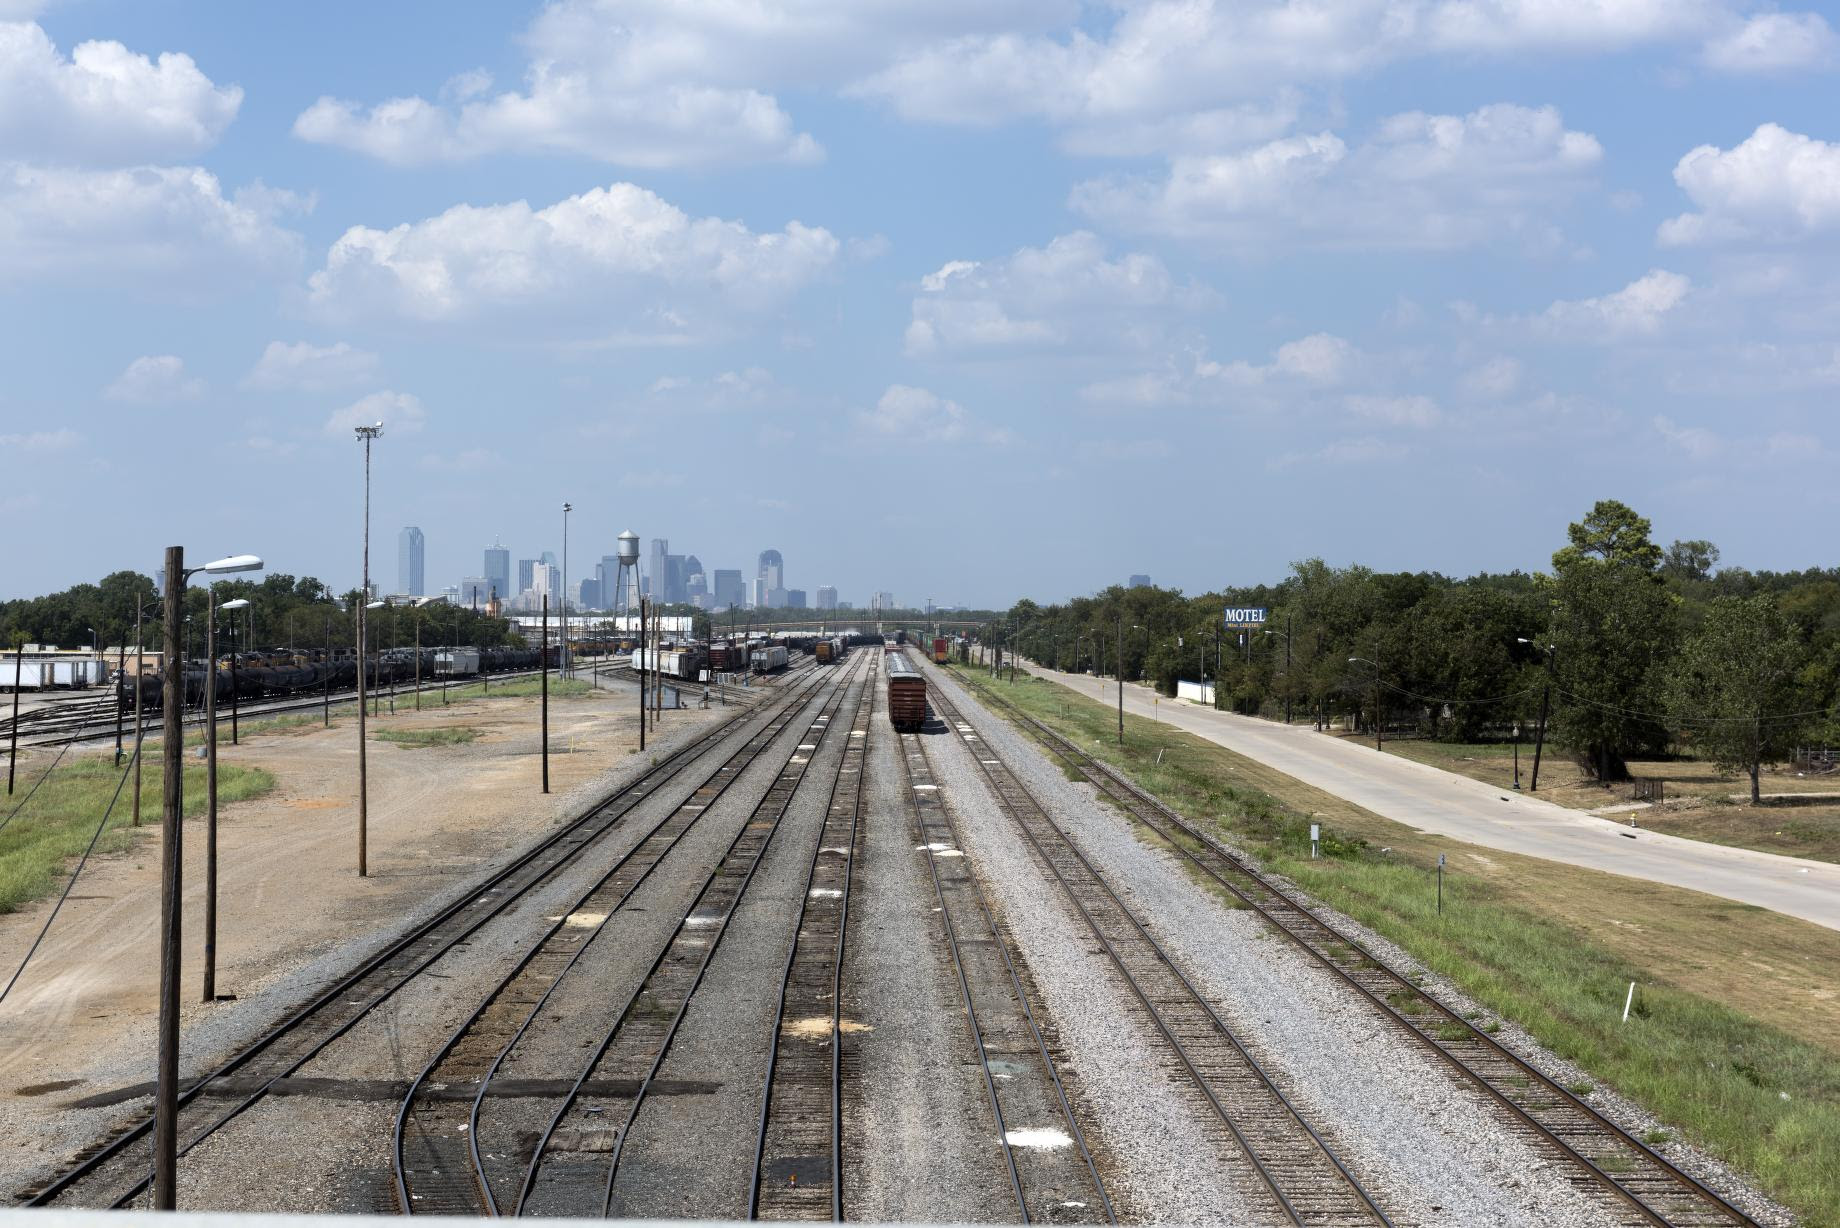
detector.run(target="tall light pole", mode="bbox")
[154,549,259,1211]
[1265,625,1294,724]
[1349,656,1382,751]
[1117,619,1145,745]
[560,502,572,678]
[354,422,382,878]
[1518,637,1557,791]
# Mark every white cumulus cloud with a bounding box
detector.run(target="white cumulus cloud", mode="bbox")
[306,181,839,330]
[854,384,1010,445]
[1543,270,1691,336]
[0,163,303,287]
[0,21,241,164]
[325,390,426,438]
[1660,124,1840,245]
[1345,393,1441,427]
[905,232,1205,357]
[103,354,203,404]
[1701,12,1837,72]
[1072,104,1602,252]
[244,340,380,391]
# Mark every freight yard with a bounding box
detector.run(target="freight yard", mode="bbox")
[0,634,1805,1225]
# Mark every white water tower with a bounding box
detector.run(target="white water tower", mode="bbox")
[615,529,641,630]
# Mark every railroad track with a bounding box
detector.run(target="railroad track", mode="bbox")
[966,673,1757,1228]
[17,667,832,1211]
[748,651,874,1220]
[515,654,873,1218]
[922,670,1390,1228]
[392,657,851,1215]
[895,697,1112,1224]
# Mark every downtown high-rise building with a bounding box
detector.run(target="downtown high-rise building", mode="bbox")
[816,585,838,610]
[757,548,783,591]
[518,558,538,595]
[713,570,744,610]
[484,540,510,605]
[398,526,424,596]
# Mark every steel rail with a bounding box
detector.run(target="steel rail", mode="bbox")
[18,672,822,1210]
[974,677,1756,1228]
[748,648,872,1221]
[514,657,869,1218]
[897,710,1114,1225]
[924,674,1390,1228]
[389,666,835,1215]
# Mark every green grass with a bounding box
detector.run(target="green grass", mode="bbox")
[374,725,479,748]
[0,752,274,915]
[448,676,593,700]
[946,664,1840,1224]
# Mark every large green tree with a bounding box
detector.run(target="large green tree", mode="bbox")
[1548,500,1677,781]
[1665,596,1809,803]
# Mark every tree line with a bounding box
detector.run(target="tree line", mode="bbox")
[988,501,1839,800]
[0,570,522,661]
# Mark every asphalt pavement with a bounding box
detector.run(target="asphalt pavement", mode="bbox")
[1022,662,1840,933]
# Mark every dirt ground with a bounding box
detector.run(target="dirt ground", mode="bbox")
[0,678,726,1190]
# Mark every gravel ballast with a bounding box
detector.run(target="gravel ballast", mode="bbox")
[924,664,1617,1227]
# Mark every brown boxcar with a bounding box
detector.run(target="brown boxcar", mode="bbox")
[886,651,927,731]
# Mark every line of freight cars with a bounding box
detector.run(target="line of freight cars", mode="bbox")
[886,649,927,731]
[120,646,553,712]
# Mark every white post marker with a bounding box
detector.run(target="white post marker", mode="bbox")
[1437,852,1446,915]
[1310,823,1320,860]
[1623,981,1636,1023]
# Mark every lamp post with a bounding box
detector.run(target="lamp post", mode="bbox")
[1349,656,1382,751]
[1117,618,1145,746]
[1265,622,1294,724]
[1517,637,1557,791]
[153,548,260,1211]
[354,422,382,878]
[203,595,251,1004]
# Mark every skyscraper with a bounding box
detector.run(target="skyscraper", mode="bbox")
[484,540,510,606]
[518,558,537,595]
[1128,574,1152,588]
[757,548,783,592]
[398,526,425,596]
[648,537,669,598]
[816,585,838,610]
[713,569,744,609]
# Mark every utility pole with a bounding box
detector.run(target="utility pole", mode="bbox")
[7,638,20,795]
[413,609,421,711]
[561,502,572,679]
[132,595,144,826]
[1285,611,1294,725]
[1116,615,1124,746]
[354,422,382,878]
[154,547,183,1211]
[114,637,126,767]
[638,596,647,752]
[1528,642,1556,792]
[541,595,550,794]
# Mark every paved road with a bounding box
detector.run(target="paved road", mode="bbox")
[1024,663,1840,932]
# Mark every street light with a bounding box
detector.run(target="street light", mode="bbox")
[355,422,382,879]
[1118,619,1145,745]
[1349,656,1382,751]
[1517,637,1557,791]
[153,547,260,1211]
[1265,623,1295,725]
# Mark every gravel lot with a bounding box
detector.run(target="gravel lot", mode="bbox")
[924,663,1619,1227]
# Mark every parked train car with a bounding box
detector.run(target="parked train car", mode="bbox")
[750,644,790,674]
[931,637,949,664]
[814,637,847,664]
[886,651,927,731]
[707,640,750,672]
[121,644,547,711]
[633,644,708,681]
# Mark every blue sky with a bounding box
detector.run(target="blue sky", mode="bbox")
[2,1,1837,609]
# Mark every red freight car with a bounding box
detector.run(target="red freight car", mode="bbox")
[886,651,928,731]
[932,637,949,664]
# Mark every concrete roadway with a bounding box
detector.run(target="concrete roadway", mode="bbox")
[1021,662,1840,933]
